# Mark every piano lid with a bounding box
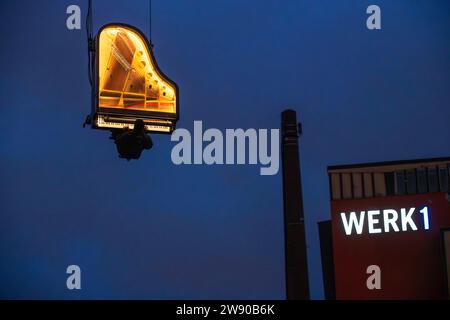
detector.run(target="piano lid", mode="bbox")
[97,25,177,115]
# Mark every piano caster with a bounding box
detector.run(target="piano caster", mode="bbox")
[110,119,153,160]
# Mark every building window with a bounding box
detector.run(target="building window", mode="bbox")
[395,171,406,195]
[330,161,450,201]
[406,169,417,194]
[385,172,395,196]
[428,167,439,193]
[417,168,427,194]
[439,166,449,192]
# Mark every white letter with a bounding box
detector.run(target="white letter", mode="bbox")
[225,129,235,164]
[66,265,81,290]
[341,212,365,235]
[367,210,382,234]
[204,307,210,318]
[366,265,381,290]
[383,209,399,232]
[225,128,257,165]
[171,129,191,164]
[420,207,430,230]
[401,208,417,231]
[366,5,381,30]
[203,128,223,165]
[66,5,81,30]
[194,121,203,164]
[259,129,279,176]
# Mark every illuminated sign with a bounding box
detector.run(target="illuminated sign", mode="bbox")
[340,206,430,235]
[91,24,179,134]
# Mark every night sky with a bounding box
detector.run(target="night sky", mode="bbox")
[0,0,449,299]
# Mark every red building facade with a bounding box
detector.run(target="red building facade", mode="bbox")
[323,158,450,299]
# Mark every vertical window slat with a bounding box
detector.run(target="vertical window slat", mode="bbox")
[352,173,363,199]
[363,173,373,198]
[342,173,352,199]
[374,173,386,197]
[331,173,341,200]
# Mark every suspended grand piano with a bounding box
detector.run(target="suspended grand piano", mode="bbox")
[90,23,179,134]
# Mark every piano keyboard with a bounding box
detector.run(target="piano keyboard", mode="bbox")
[96,115,171,133]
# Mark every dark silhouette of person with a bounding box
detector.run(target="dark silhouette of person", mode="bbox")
[112,119,153,160]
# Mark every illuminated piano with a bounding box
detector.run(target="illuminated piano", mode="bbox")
[92,24,179,133]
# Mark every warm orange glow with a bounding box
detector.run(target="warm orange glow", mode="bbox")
[98,26,176,114]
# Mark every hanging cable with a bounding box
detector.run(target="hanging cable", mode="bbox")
[86,0,94,86]
[83,0,94,127]
[149,0,153,47]
[86,0,92,39]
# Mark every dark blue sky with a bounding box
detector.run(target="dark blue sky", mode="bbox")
[0,0,449,299]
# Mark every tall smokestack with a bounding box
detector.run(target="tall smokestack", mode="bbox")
[281,109,310,300]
